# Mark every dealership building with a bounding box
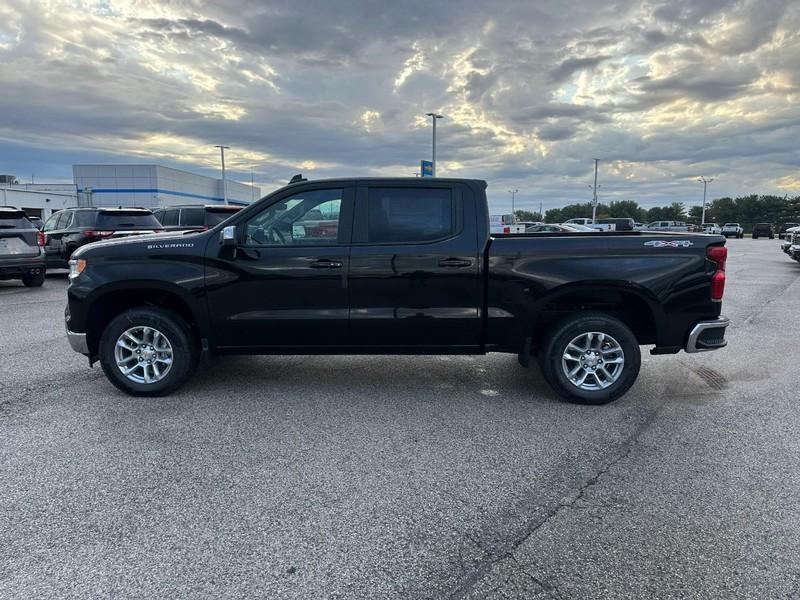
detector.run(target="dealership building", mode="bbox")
[1,164,260,220]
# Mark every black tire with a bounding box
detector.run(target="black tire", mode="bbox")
[22,272,45,287]
[538,313,641,405]
[752,235,758,239]
[99,307,199,396]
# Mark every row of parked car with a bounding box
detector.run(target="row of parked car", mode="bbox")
[781,224,800,263]
[0,204,242,286]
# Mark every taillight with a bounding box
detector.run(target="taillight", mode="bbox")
[36,231,45,247]
[707,245,727,270]
[707,245,727,301]
[503,226,510,233]
[710,271,726,301]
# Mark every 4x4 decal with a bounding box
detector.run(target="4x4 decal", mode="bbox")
[644,240,694,248]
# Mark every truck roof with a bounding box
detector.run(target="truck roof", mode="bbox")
[284,176,488,188]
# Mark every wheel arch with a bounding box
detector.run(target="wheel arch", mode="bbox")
[83,282,206,355]
[530,282,664,349]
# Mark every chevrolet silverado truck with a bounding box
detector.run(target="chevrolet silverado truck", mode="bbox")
[65,177,730,404]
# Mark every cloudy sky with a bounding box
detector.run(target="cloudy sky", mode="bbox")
[0,0,798,213]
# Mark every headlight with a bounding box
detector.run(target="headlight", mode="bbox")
[68,259,87,280]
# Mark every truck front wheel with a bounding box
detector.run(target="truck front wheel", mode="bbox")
[99,307,199,396]
[538,314,641,405]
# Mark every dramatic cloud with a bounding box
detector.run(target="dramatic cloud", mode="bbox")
[0,0,798,212]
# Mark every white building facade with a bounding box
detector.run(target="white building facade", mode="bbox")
[72,164,259,208]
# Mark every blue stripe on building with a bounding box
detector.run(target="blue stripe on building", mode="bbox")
[78,188,250,205]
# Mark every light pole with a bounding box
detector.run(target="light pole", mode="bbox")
[508,189,519,218]
[591,158,600,224]
[698,176,714,225]
[425,112,443,176]
[214,145,230,204]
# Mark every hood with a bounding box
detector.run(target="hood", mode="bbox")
[72,229,210,259]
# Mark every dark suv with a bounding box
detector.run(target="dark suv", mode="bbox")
[752,223,775,239]
[43,207,163,268]
[151,204,242,233]
[0,207,46,286]
[596,217,635,231]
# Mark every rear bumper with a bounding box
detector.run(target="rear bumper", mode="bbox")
[685,316,729,353]
[0,256,46,280]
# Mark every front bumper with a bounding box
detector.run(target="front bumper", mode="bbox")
[66,328,89,354]
[685,316,729,353]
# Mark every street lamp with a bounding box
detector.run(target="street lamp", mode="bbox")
[425,112,443,176]
[698,176,714,225]
[591,158,600,224]
[508,189,519,217]
[214,145,231,205]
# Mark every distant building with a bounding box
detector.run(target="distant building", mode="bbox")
[1,164,261,220]
[73,164,259,208]
[0,183,78,219]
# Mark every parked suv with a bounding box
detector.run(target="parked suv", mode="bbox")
[721,223,744,238]
[0,207,46,287]
[43,207,163,268]
[596,218,635,231]
[752,223,775,239]
[778,223,800,239]
[152,204,242,233]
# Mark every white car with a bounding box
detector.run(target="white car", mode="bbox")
[781,226,800,253]
[646,220,693,232]
[721,223,744,239]
[702,223,722,235]
[564,218,612,231]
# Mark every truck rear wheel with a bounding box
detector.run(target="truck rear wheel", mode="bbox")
[99,307,199,396]
[538,313,641,405]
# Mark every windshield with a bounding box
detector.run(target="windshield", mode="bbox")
[96,211,160,230]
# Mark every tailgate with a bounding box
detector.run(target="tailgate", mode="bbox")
[0,229,38,257]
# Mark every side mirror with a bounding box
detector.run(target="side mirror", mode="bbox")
[220,225,237,247]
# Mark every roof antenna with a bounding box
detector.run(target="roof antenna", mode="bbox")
[289,174,307,184]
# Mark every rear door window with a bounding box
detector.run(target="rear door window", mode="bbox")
[366,187,453,244]
[55,211,73,229]
[160,209,179,226]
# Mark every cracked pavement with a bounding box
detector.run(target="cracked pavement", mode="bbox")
[1,239,799,599]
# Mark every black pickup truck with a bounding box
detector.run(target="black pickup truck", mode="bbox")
[65,177,729,404]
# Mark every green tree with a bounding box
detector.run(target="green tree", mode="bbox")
[514,209,542,222]
[606,200,645,221]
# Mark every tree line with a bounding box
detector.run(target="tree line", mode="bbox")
[514,195,800,231]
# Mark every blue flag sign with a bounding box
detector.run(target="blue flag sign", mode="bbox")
[421,160,433,177]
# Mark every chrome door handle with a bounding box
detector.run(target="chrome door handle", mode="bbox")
[438,258,473,268]
[309,259,343,269]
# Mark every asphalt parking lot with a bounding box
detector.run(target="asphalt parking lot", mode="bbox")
[1,238,799,599]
